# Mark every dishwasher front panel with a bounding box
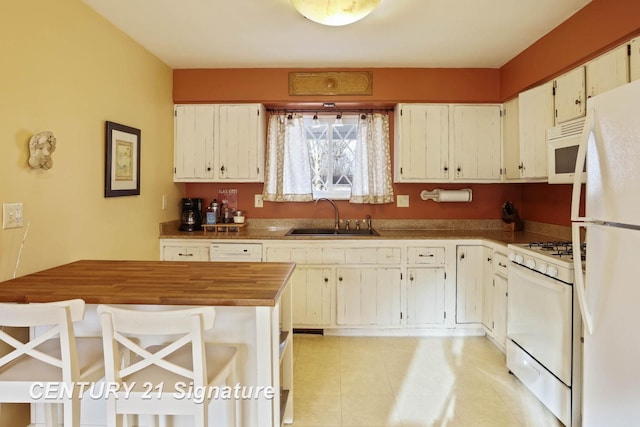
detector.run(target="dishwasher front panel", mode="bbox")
[209,243,263,262]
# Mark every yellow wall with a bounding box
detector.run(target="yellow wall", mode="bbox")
[0,0,181,282]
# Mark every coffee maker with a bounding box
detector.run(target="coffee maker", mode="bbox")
[179,198,203,231]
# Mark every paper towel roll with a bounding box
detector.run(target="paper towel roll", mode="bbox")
[420,189,472,202]
[436,189,472,202]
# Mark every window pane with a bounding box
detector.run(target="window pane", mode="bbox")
[303,114,358,199]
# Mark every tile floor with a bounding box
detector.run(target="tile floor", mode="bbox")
[290,334,564,427]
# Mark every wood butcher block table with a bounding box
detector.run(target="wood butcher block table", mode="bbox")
[0,260,296,427]
[0,259,295,306]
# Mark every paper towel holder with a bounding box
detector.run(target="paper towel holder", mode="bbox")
[420,188,472,202]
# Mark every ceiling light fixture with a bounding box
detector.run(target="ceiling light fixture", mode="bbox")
[312,113,321,128]
[335,113,343,126]
[291,0,381,27]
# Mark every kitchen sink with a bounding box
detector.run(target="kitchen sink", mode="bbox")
[285,227,379,237]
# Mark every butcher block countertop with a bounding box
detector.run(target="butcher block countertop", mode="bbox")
[0,260,295,307]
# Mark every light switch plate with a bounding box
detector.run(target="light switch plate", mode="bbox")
[254,194,264,208]
[397,195,409,208]
[3,203,24,229]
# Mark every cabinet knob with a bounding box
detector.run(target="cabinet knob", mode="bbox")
[460,253,465,260]
[324,278,329,283]
[338,277,343,282]
[575,99,582,105]
[443,166,449,172]
[518,163,524,170]
[206,167,211,171]
[220,165,225,173]
[409,275,414,281]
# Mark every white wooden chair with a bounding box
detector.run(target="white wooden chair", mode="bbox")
[0,299,104,426]
[96,305,239,427]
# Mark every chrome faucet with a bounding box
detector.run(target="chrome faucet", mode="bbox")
[315,198,340,230]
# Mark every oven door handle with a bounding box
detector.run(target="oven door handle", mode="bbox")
[509,263,567,293]
[572,222,593,335]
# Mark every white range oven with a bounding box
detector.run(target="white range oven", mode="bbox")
[507,241,584,427]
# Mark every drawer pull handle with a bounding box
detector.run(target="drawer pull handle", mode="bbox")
[418,254,434,257]
[498,262,507,268]
[178,253,194,257]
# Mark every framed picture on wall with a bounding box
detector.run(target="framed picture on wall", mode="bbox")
[105,121,141,197]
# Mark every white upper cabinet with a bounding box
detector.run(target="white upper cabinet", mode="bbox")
[174,103,265,182]
[451,104,502,181]
[217,104,265,181]
[501,97,521,180]
[174,104,216,181]
[394,104,449,182]
[586,43,630,98]
[518,82,554,179]
[629,38,640,82]
[553,66,586,124]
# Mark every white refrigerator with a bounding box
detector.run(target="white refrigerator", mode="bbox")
[571,79,640,426]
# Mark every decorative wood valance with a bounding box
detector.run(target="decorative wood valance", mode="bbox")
[288,71,373,96]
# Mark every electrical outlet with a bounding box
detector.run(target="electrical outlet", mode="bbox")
[254,194,264,208]
[397,195,410,208]
[3,203,24,229]
[161,195,168,210]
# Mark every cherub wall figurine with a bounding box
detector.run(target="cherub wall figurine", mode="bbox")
[28,131,56,170]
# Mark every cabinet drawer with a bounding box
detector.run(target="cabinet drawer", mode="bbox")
[407,247,445,265]
[162,246,209,262]
[345,247,401,264]
[265,247,323,263]
[494,252,509,277]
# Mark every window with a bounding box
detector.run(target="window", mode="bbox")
[303,114,359,200]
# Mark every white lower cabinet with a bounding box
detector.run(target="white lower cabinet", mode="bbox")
[406,267,446,325]
[492,274,508,348]
[479,246,509,350]
[481,246,494,330]
[336,267,402,326]
[456,245,484,323]
[161,238,508,347]
[290,267,332,327]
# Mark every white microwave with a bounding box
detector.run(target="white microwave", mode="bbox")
[547,117,587,184]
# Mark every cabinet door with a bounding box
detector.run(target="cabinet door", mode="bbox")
[452,105,502,180]
[336,267,401,326]
[456,245,483,323]
[481,247,494,330]
[554,66,586,124]
[291,267,332,327]
[586,43,630,98]
[217,104,265,181]
[406,267,445,325]
[502,98,521,180]
[394,104,449,181]
[174,105,216,181]
[493,274,508,349]
[518,82,554,179]
[630,38,640,82]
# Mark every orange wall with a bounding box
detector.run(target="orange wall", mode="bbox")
[173,68,501,104]
[174,0,640,227]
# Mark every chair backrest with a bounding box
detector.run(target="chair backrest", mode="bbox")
[0,299,85,383]
[97,305,216,389]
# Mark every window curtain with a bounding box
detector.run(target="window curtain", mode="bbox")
[350,113,395,204]
[263,114,313,202]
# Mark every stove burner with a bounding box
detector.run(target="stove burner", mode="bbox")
[528,241,586,261]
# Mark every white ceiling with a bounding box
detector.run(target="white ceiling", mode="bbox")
[83,0,592,69]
